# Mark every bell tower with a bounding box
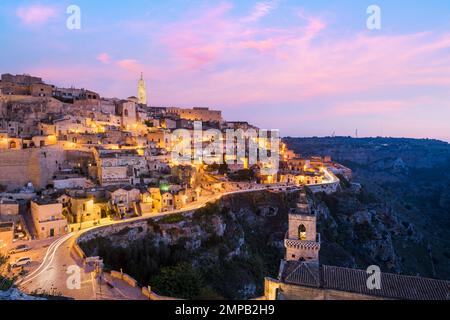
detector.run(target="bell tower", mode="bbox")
[285,190,320,263]
[138,72,147,105]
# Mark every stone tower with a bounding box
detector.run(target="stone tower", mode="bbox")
[119,101,137,128]
[137,72,147,105]
[284,190,320,263]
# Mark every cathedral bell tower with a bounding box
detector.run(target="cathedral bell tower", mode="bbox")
[284,190,320,263]
[138,72,147,105]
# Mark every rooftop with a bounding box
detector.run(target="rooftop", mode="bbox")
[32,197,60,206]
[0,222,14,232]
[280,261,450,300]
[0,199,18,205]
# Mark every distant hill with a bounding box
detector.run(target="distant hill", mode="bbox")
[284,137,450,280]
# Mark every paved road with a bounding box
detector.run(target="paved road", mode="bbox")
[16,232,96,299]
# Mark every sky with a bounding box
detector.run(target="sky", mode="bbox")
[1,1,450,141]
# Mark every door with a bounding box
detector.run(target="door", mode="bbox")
[50,228,55,237]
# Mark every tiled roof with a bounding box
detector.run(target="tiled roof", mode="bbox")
[282,261,321,288]
[280,261,450,300]
[322,265,450,300]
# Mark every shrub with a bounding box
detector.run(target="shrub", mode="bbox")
[151,262,203,299]
[158,213,185,224]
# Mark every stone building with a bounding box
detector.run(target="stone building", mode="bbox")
[146,129,169,149]
[0,199,19,221]
[107,186,141,216]
[0,73,54,97]
[58,194,102,225]
[148,188,162,213]
[166,107,222,123]
[117,101,137,129]
[52,87,99,103]
[161,192,174,212]
[94,148,147,186]
[31,198,68,239]
[0,145,65,191]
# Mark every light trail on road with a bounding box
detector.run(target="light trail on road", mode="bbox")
[17,232,74,287]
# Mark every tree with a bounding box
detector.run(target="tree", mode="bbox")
[151,263,203,299]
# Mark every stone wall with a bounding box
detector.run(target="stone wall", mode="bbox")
[264,277,386,300]
[0,148,36,190]
[0,145,65,191]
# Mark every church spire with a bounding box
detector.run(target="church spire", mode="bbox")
[138,72,147,105]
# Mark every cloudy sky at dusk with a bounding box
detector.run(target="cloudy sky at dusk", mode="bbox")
[1,0,449,141]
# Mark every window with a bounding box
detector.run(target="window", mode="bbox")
[298,224,307,240]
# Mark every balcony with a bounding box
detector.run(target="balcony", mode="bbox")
[284,232,321,251]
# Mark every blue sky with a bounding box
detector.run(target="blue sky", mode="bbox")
[1,1,450,141]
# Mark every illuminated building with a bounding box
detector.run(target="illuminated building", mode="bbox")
[137,73,147,105]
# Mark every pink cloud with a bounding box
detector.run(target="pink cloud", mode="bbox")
[159,3,326,71]
[16,5,57,25]
[116,59,142,73]
[96,53,111,64]
[245,1,279,22]
[117,2,446,114]
[237,39,276,52]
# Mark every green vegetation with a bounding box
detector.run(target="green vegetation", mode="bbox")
[0,255,14,291]
[158,213,185,224]
[192,202,221,221]
[29,289,68,300]
[336,174,351,188]
[152,263,203,299]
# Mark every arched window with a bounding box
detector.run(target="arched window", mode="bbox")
[298,224,307,240]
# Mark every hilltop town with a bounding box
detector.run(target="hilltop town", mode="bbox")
[0,73,346,294]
